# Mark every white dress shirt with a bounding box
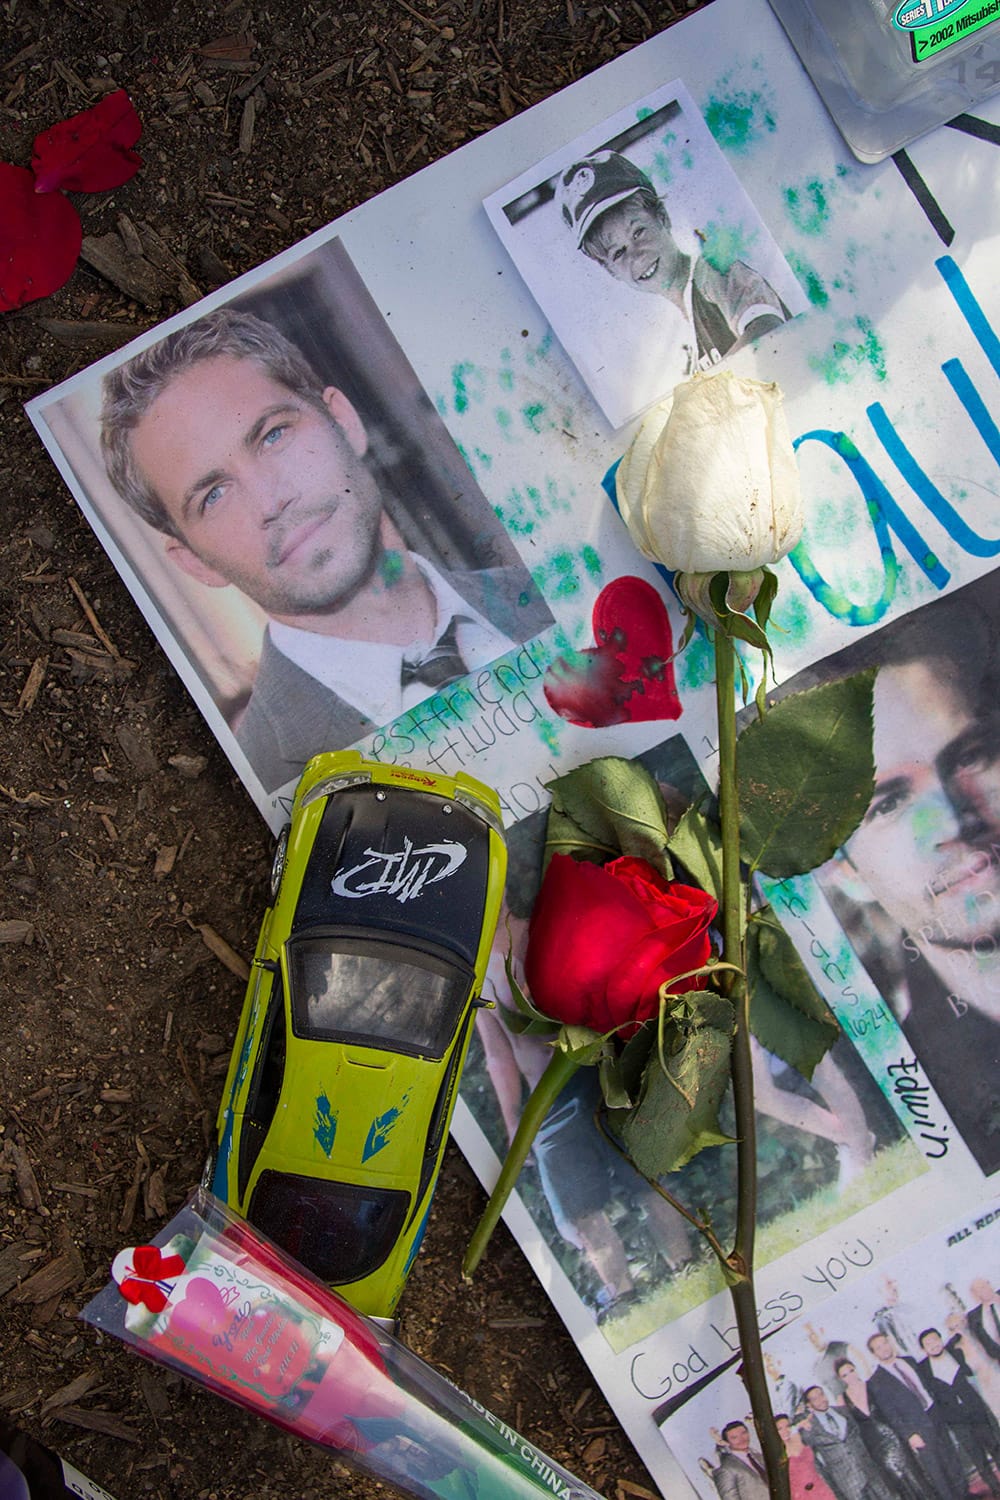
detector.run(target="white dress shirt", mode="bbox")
[269,552,516,729]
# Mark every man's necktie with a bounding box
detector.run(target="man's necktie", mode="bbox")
[400,616,467,688]
[894,1361,929,1408]
[747,1453,767,1478]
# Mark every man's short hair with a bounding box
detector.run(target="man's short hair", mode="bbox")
[100,307,327,538]
[721,1420,748,1439]
[867,1333,889,1353]
[803,1385,824,1403]
[919,1327,941,1345]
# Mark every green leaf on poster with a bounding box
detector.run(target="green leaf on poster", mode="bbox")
[737,670,877,877]
[747,909,839,1078]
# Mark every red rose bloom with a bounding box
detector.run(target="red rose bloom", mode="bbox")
[524,854,717,1036]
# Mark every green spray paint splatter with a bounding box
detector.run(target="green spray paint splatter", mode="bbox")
[455,439,494,482]
[451,360,486,415]
[813,494,863,546]
[524,330,556,369]
[380,551,404,586]
[809,316,887,385]
[532,546,604,602]
[522,401,551,434]
[784,178,831,236]
[700,221,759,275]
[704,85,777,153]
[535,716,564,757]
[494,477,575,537]
[652,151,673,186]
[786,250,829,308]
[770,590,812,648]
[678,634,716,692]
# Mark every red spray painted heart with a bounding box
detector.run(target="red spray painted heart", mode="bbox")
[543,576,683,728]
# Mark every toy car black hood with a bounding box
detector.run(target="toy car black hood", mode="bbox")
[291,782,491,968]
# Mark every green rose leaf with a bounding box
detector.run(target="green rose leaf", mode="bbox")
[501,952,558,1036]
[737,670,877,877]
[614,991,735,1176]
[599,1023,656,1110]
[546,756,673,878]
[557,1022,608,1064]
[541,805,615,872]
[747,909,840,1078]
[667,804,724,906]
[599,1051,633,1111]
[753,567,779,634]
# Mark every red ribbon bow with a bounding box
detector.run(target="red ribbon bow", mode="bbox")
[117,1244,186,1313]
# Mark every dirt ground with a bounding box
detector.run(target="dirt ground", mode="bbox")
[0,2,713,1496]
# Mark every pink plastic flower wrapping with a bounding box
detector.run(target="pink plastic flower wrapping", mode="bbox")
[82,1191,605,1500]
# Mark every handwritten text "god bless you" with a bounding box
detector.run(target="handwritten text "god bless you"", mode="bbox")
[629,1239,874,1410]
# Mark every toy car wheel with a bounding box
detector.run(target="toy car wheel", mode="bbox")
[269,825,290,902]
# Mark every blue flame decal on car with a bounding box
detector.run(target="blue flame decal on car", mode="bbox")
[362,1095,410,1162]
[314,1093,338,1155]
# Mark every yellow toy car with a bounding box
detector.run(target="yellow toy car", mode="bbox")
[208,751,507,1318]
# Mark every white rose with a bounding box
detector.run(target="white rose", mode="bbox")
[616,371,803,575]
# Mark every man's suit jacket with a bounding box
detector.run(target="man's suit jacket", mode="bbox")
[918,1337,995,1425]
[235,564,552,792]
[800,1406,887,1500]
[970,1297,1000,1363]
[867,1360,938,1444]
[713,1449,770,1500]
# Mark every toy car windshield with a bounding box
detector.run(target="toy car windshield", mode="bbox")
[286,935,473,1058]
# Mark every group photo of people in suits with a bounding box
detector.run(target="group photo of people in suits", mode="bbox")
[703,1271,1000,1500]
[658,1222,1000,1500]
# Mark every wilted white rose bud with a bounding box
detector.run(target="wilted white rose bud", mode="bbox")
[616,371,803,575]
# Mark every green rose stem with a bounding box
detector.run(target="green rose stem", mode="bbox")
[714,627,789,1500]
[463,1047,581,1278]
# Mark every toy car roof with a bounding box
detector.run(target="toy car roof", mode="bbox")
[290,776,492,969]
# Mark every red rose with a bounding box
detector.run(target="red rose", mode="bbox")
[524,854,717,1036]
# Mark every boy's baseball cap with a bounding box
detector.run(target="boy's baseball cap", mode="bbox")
[556,150,652,246]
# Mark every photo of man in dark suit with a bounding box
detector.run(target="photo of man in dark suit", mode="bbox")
[918,1326,1000,1496]
[100,305,551,793]
[799,1383,895,1500]
[866,1331,963,1500]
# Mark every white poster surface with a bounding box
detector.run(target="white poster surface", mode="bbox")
[26,0,1000,1492]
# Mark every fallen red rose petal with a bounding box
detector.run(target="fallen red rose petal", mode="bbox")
[0,163,82,311]
[31,88,143,194]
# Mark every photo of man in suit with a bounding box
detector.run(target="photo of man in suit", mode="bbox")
[799,1383,895,1500]
[866,1331,963,1500]
[100,307,551,793]
[917,1325,1000,1496]
[713,1421,769,1500]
